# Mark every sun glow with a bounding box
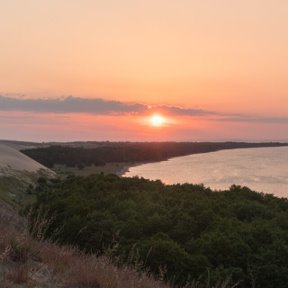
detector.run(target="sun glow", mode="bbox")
[149,114,166,127]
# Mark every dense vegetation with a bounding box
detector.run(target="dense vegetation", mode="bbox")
[28,174,288,288]
[22,142,288,168]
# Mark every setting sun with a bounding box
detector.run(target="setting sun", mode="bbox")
[150,114,166,127]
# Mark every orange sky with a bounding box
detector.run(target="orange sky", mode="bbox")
[1,1,288,141]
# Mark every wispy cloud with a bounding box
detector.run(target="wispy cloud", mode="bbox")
[214,115,288,124]
[153,105,219,116]
[0,95,223,117]
[1,95,288,124]
[0,96,146,115]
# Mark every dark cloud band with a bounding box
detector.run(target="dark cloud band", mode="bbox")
[0,96,146,115]
[0,95,288,124]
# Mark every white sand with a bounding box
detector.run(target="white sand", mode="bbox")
[0,144,54,177]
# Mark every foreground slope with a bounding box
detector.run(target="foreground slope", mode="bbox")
[0,202,171,288]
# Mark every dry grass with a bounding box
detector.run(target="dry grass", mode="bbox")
[34,241,169,288]
[6,264,29,284]
[0,203,171,288]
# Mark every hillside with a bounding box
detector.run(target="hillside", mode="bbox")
[0,142,176,287]
[0,143,55,206]
[0,144,51,175]
[0,201,172,288]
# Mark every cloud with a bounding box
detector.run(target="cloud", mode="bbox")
[153,105,219,116]
[1,95,288,124]
[0,95,219,116]
[0,96,146,115]
[214,115,288,124]
[0,95,216,117]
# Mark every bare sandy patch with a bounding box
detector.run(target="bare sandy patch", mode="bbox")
[0,144,54,178]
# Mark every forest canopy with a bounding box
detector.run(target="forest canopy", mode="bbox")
[27,174,288,288]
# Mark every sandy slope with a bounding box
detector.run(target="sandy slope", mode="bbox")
[0,144,54,177]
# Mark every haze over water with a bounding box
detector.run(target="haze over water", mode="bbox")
[124,147,288,198]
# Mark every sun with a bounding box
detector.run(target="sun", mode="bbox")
[149,114,166,127]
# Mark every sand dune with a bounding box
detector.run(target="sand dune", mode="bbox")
[0,144,54,177]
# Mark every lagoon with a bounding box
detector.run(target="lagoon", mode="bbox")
[124,146,288,197]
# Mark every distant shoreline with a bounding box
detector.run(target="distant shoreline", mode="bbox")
[119,145,288,178]
[17,141,288,178]
[116,162,147,176]
[115,145,288,177]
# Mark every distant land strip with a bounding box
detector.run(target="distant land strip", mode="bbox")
[21,142,288,170]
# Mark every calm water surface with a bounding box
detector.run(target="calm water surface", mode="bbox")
[124,147,288,197]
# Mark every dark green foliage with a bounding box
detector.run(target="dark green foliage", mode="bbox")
[28,175,288,287]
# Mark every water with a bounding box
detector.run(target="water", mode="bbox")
[124,147,288,197]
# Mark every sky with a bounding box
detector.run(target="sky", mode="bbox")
[1,0,288,142]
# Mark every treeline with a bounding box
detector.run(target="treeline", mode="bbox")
[27,175,288,287]
[21,142,288,168]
